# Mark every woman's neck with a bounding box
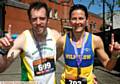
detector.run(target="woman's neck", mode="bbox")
[72,31,86,42]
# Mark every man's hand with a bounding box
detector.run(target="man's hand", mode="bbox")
[0,24,13,48]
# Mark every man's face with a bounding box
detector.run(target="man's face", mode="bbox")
[70,9,87,33]
[30,8,48,34]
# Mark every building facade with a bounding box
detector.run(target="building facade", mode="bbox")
[99,10,120,31]
[0,0,103,34]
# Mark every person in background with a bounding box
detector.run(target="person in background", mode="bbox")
[0,1,60,84]
[56,4,120,84]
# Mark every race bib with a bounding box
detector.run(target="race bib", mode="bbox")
[33,58,55,76]
[65,77,87,84]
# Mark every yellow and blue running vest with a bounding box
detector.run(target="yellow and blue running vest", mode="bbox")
[20,28,56,84]
[60,32,95,84]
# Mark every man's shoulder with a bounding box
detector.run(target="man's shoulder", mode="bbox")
[16,29,31,42]
[47,27,61,41]
[47,27,58,33]
[22,29,31,33]
[20,29,32,37]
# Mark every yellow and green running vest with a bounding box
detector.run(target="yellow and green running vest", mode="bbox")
[20,28,56,84]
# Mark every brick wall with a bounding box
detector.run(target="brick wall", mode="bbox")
[5,6,31,34]
[4,0,103,34]
[88,13,103,33]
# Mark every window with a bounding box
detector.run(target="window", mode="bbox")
[49,8,53,18]
[93,22,96,29]
[0,1,5,31]
[54,9,58,19]
[49,0,70,3]
[12,0,21,1]
[0,9,2,28]
[59,0,70,3]
[49,8,58,19]
[49,0,58,3]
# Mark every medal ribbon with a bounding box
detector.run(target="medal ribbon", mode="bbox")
[72,32,87,67]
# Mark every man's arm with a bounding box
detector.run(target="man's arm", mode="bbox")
[51,29,63,60]
[56,36,64,60]
[0,47,21,72]
[0,33,25,72]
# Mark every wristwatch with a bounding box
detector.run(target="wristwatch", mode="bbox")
[0,48,8,56]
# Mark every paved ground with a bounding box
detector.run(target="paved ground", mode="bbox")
[0,56,120,84]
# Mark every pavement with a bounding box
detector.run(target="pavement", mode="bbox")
[0,56,120,84]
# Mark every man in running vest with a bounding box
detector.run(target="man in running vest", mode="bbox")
[0,1,60,84]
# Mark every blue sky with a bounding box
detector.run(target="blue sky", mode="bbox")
[73,0,120,14]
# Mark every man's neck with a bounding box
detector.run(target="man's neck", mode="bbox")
[32,29,47,42]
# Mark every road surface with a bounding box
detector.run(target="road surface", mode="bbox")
[0,57,119,84]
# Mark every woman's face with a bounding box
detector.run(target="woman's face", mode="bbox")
[70,9,87,33]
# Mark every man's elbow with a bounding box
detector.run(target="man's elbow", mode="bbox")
[0,63,6,73]
[0,68,6,73]
[0,56,7,72]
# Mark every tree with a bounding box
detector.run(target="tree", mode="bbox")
[87,0,120,31]
[116,0,120,7]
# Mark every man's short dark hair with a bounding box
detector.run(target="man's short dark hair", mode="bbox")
[69,4,88,19]
[27,1,49,19]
